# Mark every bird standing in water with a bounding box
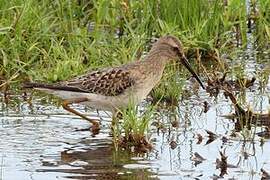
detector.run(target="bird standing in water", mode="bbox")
[24,35,205,133]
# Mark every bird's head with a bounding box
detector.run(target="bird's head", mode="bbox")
[152,35,205,89]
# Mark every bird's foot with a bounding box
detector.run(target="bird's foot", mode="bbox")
[91,121,100,136]
[74,121,100,136]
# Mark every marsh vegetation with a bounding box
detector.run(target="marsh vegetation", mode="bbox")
[0,0,270,179]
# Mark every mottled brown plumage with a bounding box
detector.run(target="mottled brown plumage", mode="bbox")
[63,68,135,96]
[24,35,205,133]
[24,68,135,96]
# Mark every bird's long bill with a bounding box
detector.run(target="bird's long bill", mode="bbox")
[179,55,205,89]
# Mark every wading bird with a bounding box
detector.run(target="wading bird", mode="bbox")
[24,35,205,133]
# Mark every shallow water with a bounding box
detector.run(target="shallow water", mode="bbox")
[1,73,270,180]
[1,47,270,179]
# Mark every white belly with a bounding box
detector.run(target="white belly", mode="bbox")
[35,87,148,111]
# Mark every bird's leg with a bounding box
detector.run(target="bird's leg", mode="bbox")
[62,98,100,133]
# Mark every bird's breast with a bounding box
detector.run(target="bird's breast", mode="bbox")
[131,72,163,102]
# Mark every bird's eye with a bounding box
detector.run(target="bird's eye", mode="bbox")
[172,46,179,52]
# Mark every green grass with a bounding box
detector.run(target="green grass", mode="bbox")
[113,102,155,151]
[254,0,270,46]
[2,0,268,85]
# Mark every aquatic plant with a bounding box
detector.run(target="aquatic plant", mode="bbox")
[112,102,155,152]
[1,0,268,87]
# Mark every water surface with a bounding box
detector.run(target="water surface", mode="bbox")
[0,48,270,180]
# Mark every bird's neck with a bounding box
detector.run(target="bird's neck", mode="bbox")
[144,48,174,67]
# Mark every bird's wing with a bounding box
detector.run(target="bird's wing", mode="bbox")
[61,68,135,96]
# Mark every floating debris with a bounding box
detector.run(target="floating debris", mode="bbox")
[169,140,177,150]
[210,174,222,180]
[223,89,270,131]
[205,130,218,144]
[216,151,228,177]
[260,138,265,147]
[203,101,210,113]
[118,134,153,153]
[225,77,256,90]
[256,127,270,139]
[205,72,256,97]
[261,168,270,180]
[197,133,203,144]
[221,136,228,143]
[243,151,249,160]
[192,152,206,166]
[171,120,180,128]
[151,121,167,133]
[216,150,237,177]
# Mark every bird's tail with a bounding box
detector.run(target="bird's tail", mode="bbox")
[23,82,61,90]
[22,82,88,92]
